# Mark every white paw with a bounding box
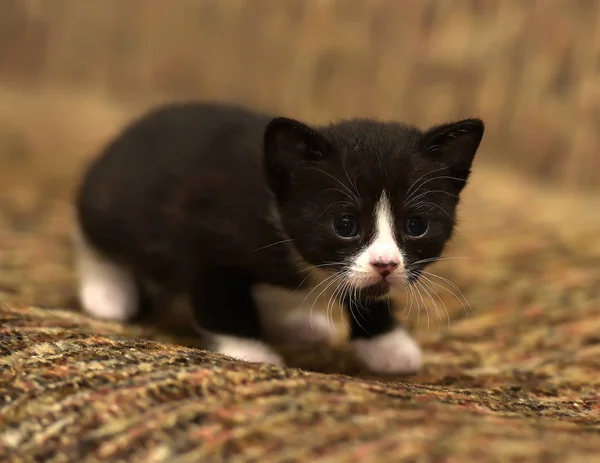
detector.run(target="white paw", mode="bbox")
[264,312,336,345]
[213,334,284,365]
[352,327,423,374]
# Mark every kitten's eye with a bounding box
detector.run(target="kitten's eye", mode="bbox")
[334,215,360,238]
[405,216,428,237]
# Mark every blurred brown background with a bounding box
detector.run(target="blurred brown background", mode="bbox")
[0,1,598,330]
[2,0,600,189]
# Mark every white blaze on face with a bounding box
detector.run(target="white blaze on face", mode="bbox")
[349,193,406,288]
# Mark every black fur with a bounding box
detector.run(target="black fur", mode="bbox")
[76,102,483,342]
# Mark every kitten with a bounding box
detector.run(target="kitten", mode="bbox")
[74,102,484,374]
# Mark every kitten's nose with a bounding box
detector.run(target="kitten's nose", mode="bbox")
[371,261,398,277]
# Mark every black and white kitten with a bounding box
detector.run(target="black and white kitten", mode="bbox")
[74,102,484,374]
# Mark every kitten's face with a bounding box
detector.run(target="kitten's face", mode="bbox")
[264,116,484,299]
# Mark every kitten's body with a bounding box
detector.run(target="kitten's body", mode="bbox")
[77,104,300,291]
[75,102,484,373]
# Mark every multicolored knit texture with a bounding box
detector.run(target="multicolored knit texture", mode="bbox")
[1,167,599,462]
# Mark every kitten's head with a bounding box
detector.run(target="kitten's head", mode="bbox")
[263,115,484,299]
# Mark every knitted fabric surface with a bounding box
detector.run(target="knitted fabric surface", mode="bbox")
[1,168,600,462]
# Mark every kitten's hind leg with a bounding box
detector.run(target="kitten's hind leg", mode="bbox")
[74,225,139,321]
[191,267,284,365]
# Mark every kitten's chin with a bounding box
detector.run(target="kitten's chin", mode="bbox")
[342,272,408,299]
[356,281,392,299]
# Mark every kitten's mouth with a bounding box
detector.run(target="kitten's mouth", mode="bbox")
[357,280,391,298]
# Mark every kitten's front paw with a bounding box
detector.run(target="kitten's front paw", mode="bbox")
[213,335,284,366]
[352,327,423,374]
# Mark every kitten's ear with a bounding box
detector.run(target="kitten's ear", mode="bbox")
[421,118,484,189]
[263,117,329,199]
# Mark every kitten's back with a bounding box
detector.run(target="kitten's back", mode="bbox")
[75,102,279,286]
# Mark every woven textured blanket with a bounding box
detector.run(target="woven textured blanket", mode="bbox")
[0,167,599,461]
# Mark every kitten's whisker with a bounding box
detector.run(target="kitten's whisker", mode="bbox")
[317,200,355,221]
[335,280,350,332]
[415,280,433,332]
[310,272,345,332]
[419,275,451,328]
[406,189,460,208]
[339,290,349,331]
[409,283,418,320]
[348,295,369,338]
[406,171,457,203]
[421,271,472,313]
[326,274,346,331]
[322,193,354,207]
[411,256,471,266]
[298,261,346,274]
[412,279,429,328]
[421,274,469,318]
[406,188,437,208]
[310,167,358,203]
[421,271,473,316]
[306,273,338,330]
[413,279,429,329]
[343,162,360,198]
[403,280,416,318]
[291,271,318,295]
[341,280,354,330]
[351,283,362,328]
[405,165,453,199]
[413,280,429,330]
[253,238,295,252]
[409,201,454,221]
[406,173,468,203]
[341,153,360,197]
[345,283,355,331]
[422,189,460,200]
[405,177,465,208]
[386,297,394,317]
[329,273,350,328]
[300,271,341,309]
[416,279,442,332]
[405,189,434,208]
[418,174,469,188]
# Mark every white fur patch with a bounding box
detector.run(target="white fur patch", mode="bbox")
[74,225,139,321]
[211,333,284,365]
[253,284,337,345]
[349,193,406,289]
[352,327,423,374]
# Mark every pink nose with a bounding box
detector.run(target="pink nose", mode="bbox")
[371,261,398,277]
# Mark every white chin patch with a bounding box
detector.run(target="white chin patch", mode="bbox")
[347,193,407,290]
[212,334,284,365]
[74,224,139,321]
[352,327,423,374]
